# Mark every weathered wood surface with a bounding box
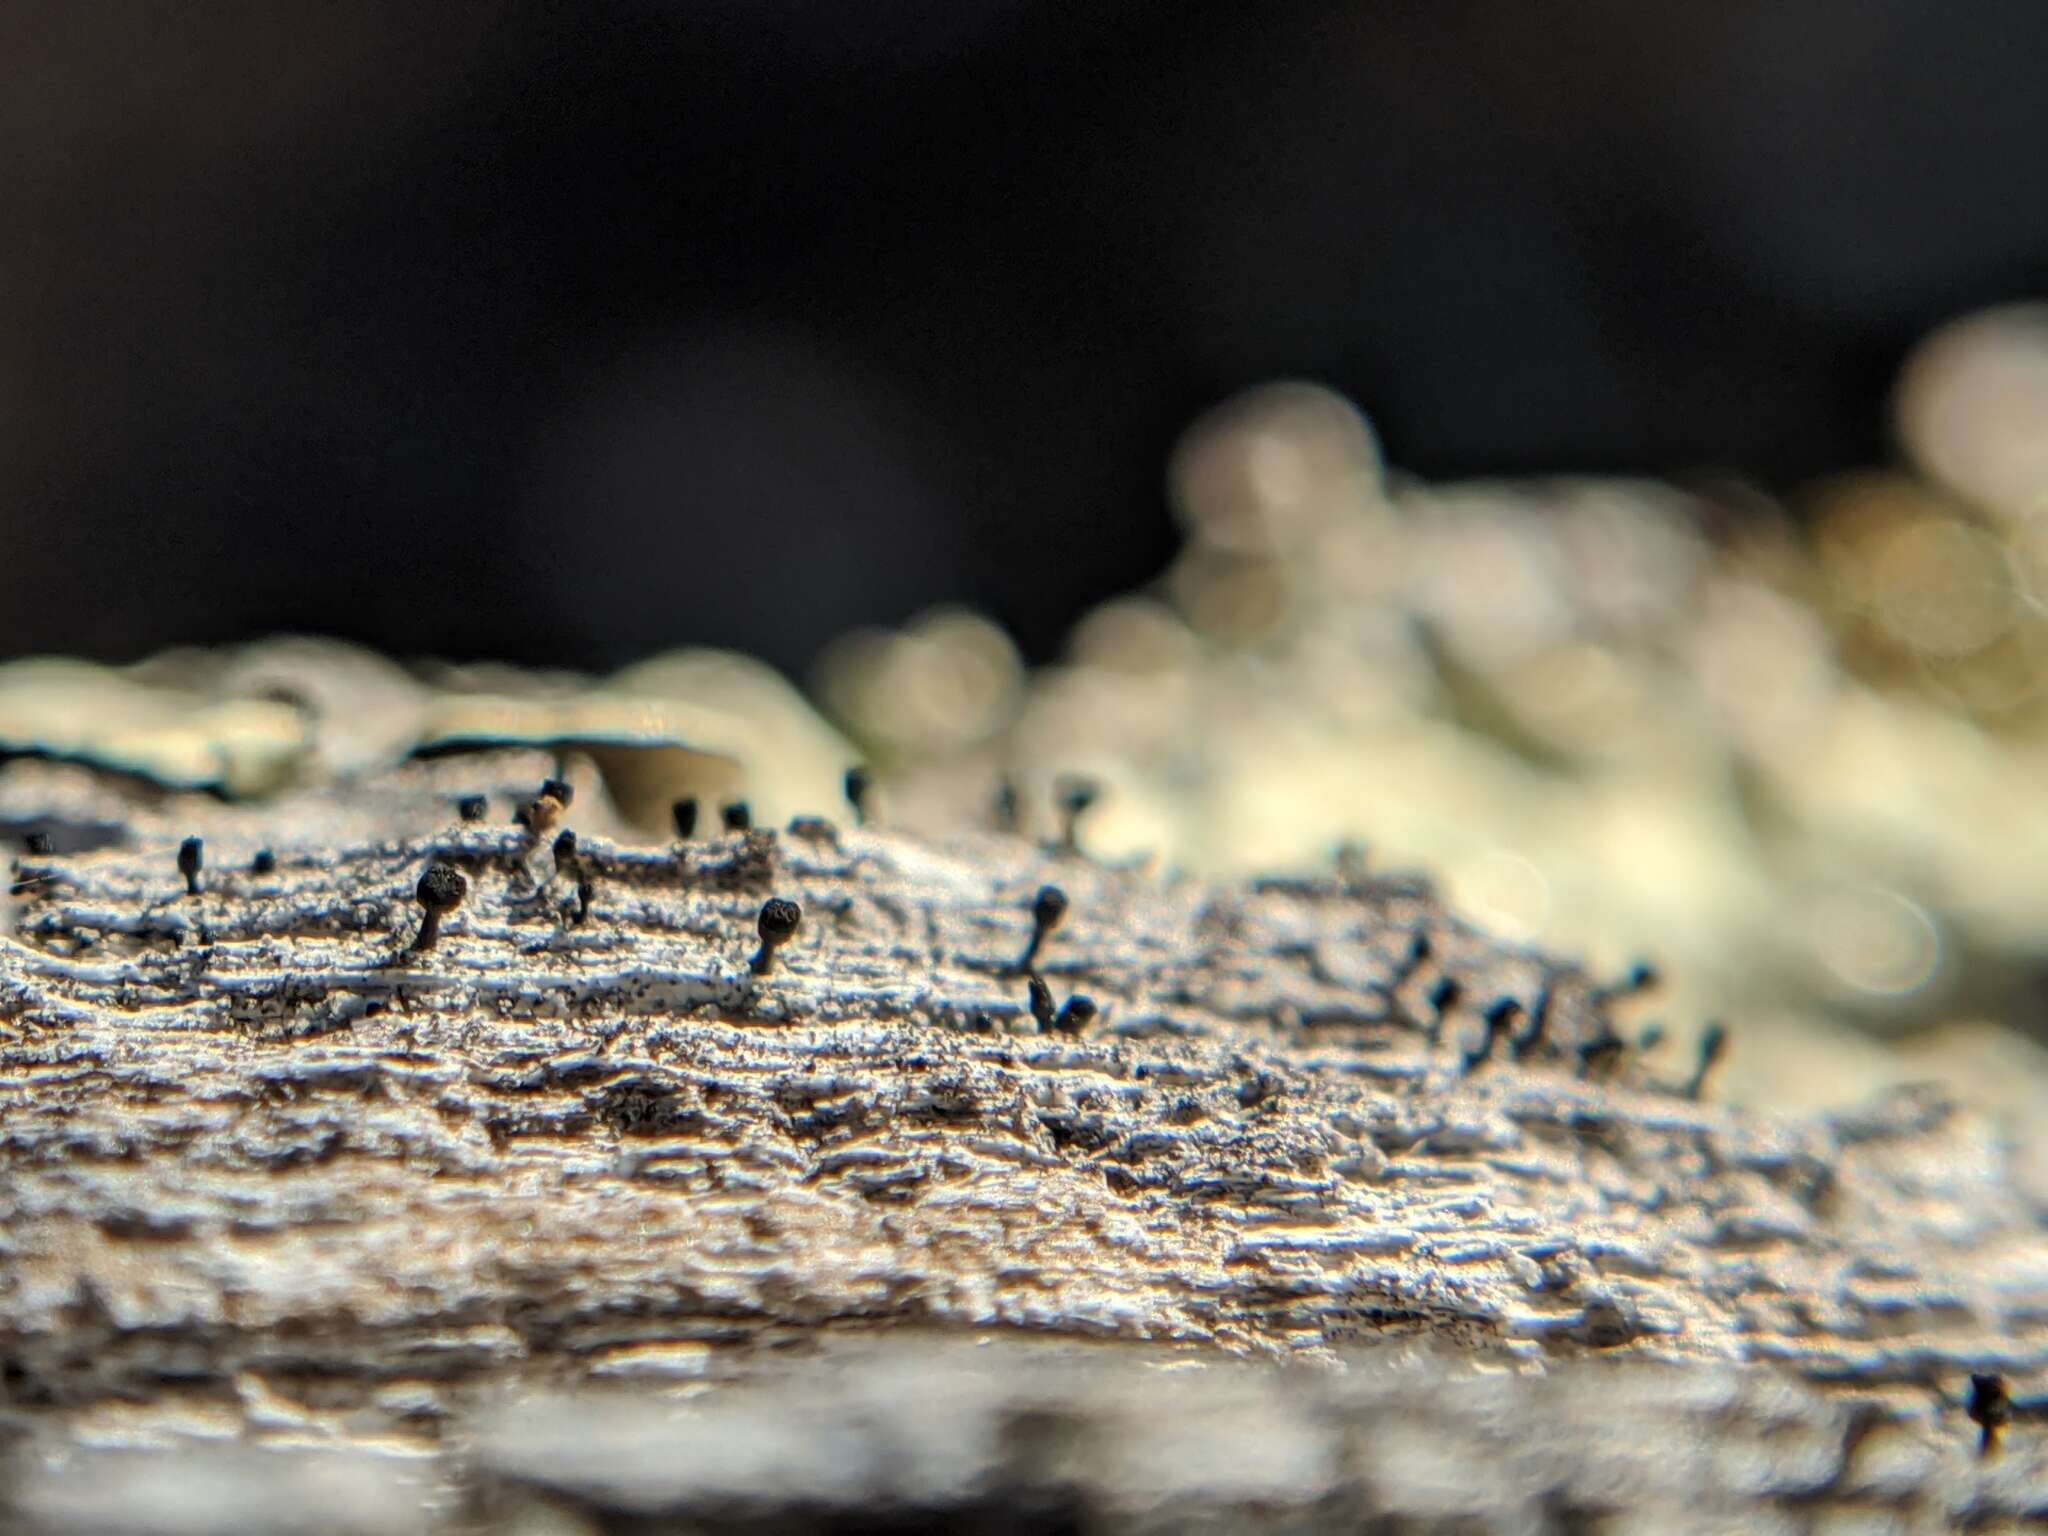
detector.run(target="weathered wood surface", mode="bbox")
[2,751,2044,1530]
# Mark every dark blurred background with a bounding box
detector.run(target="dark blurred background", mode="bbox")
[6,0,2048,675]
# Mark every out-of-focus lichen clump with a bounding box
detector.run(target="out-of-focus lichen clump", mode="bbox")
[843,306,2048,1114]
[0,644,861,843]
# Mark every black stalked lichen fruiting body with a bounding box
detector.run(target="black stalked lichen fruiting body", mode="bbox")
[1053,995,1098,1034]
[1511,978,1554,1060]
[1463,998,1522,1073]
[749,897,802,974]
[1596,959,1661,1006]
[1969,1373,2011,1458]
[1013,883,1069,973]
[1027,974,1056,1032]
[409,862,469,953]
[1391,929,1430,986]
[1577,1026,1625,1080]
[1053,774,1100,853]
[1685,1021,1729,1101]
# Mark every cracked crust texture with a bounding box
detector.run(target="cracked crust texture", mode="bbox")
[1,749,2044,1530]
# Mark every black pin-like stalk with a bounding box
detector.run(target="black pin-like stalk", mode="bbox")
[1969,1373,2011,1458]
[1509,978,1554,1060]
[1053,774,1100,854]
[1577,1025,1626,1080]
[552,832,588,921]
[1618,958,1660,994]
[1595,959,1661,1006]
[1685,1021,1729,1101]
[843,766,872,825]
[1463,998,1522,1073]
[1013,884,1069,973]
[672,797,699,840]
[1026,974,1056,1032]
[749,897,801,974]
[993,779,1020,833]
[1424,975,1461,1042]
[177,837,204,897]
[1390,930,1431,988]
[722,800,753,833]
[408,863,468,954]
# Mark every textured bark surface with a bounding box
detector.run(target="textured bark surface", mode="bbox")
[10,1335,2048,1535]
[2,750,2044,1530]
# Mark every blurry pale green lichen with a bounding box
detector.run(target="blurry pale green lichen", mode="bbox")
[0,645,856,841]
[0,658,312,798]
[832,311,2048,1112]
